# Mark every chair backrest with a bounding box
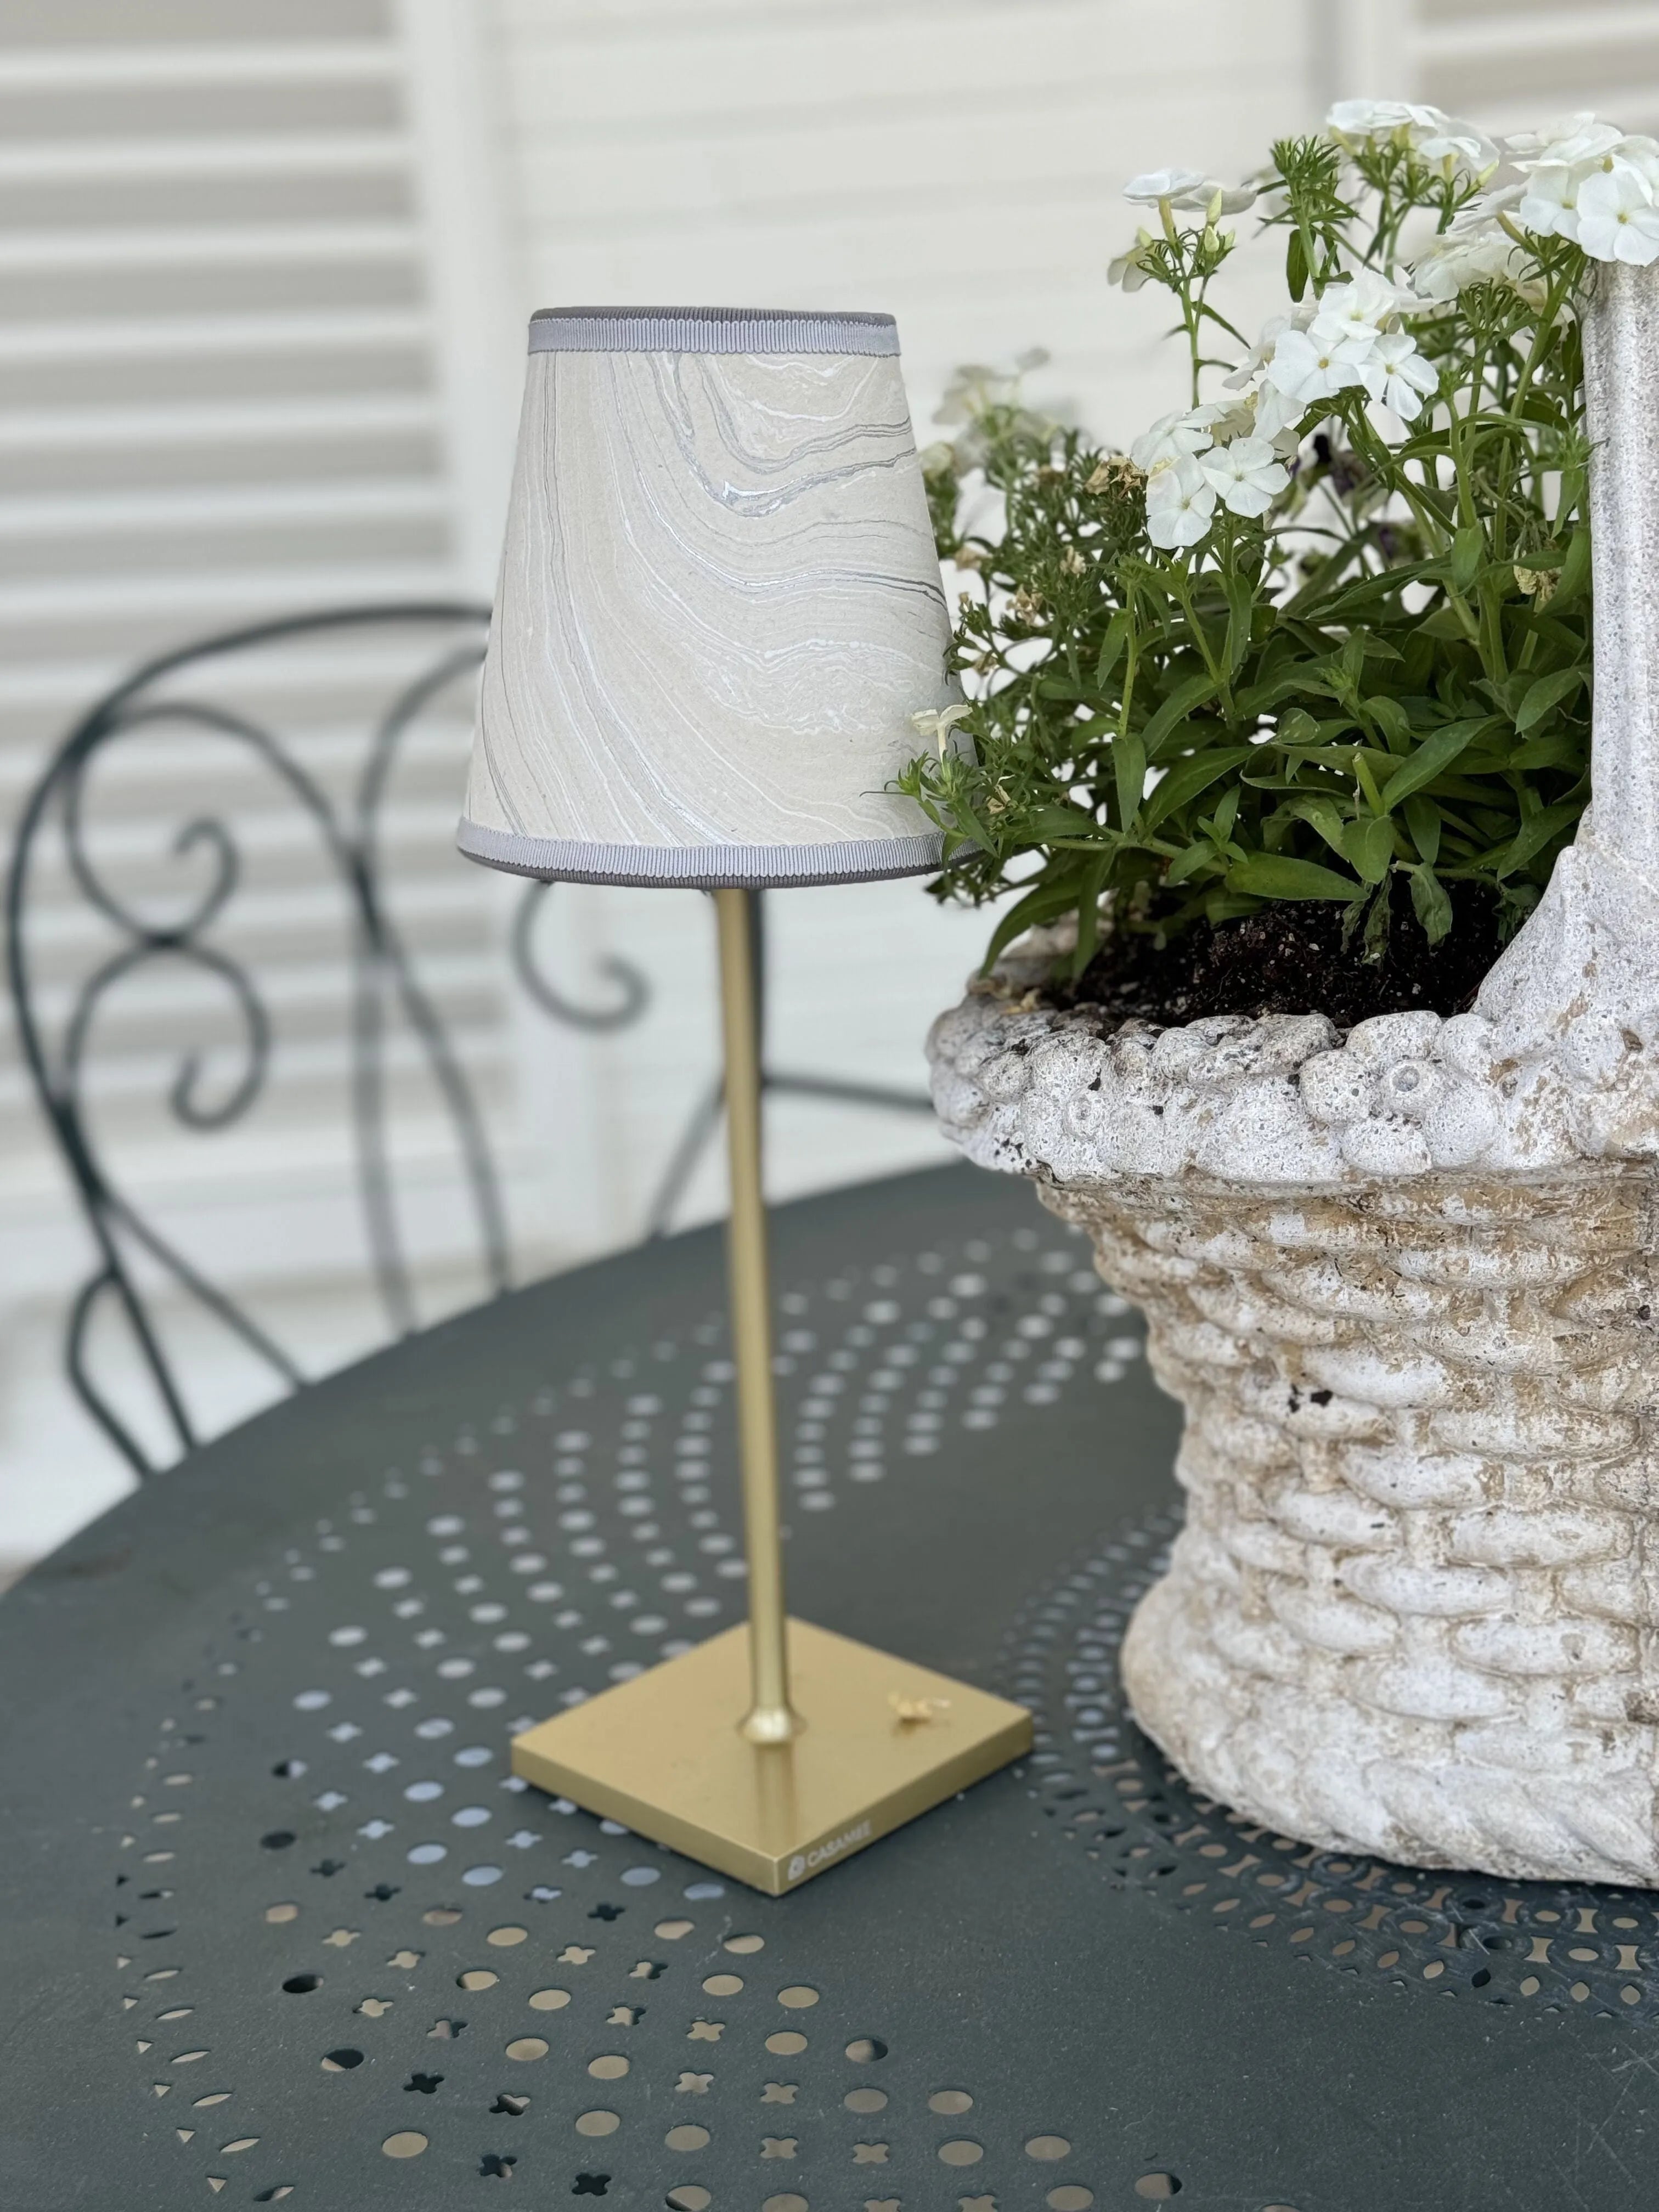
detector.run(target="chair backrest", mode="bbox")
[5,603,648,1477]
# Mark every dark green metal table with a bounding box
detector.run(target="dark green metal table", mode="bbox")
[4,1163,1655,2210]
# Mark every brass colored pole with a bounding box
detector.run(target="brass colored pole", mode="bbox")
[714,887,802,1746]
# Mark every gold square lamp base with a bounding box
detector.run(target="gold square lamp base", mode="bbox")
[511,1618,1032,1895]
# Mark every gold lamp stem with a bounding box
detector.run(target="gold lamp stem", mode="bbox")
[714,887,803,1747]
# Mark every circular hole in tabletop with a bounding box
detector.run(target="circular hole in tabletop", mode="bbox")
[845,2089,888,2115]
[1027,2135,1071,2160]
[589,2055,629,2080]
[382,2132,427,2159]
[261,1831,295,1851]
[845,2036,886,2062]
[763,2196,807,2212]
[459,1970,498,1991]
[506,2038,549,2062]
[529,1989,571,2012]
[577,2110,620,2137]
[725,1934,764,1954]
[321,2049,363,2072]
[264,1904,298,1925]
[656,1918,694,1940]
[1048,2191,1093,2211]
[703,1974,743,1996]
[665,2125,709,2152]
[281,1974,320,1995]
[668,2188,710,2211]
[929,2091,973,2115]
[1135,2178,1182,2200]
[424,1908,461,1927]
[939,2141,984,2166]
[777,1984,819,2009]
[767,2032,806,2056]
[488,1926,528,1948]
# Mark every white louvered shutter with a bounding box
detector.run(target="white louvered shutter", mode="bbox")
[0,2,523,1424]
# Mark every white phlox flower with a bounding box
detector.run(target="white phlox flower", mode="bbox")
[1192,398,1257,446]
[1415,115,1500,176]
[1508,118,1624,170]
[1501,115,1613,162]
[1611,136,1659,192]
[1129,408,1216,471]
[1576,160,1659,263]
[1308,268,1413,357]
[1123,166,1205,204]
[1518,162,1584,241]
[1361,329,1440,420]
[1408,183,1539,301]
[1143,454,1217,550]
[1198,435,1290,518]
[910,703,974,758]
[1122,168,1257,215]
[1224,300,1315,390]
[1327,99,1418,140]
[1262,325,1370,405]
[1249,379,1305,450]
[1326,99,1496,175]
[1107,230,1156,291]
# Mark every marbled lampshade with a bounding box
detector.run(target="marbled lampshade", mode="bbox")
[458,306,959,888]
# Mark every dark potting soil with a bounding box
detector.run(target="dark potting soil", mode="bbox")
[1056,887,1502,1031]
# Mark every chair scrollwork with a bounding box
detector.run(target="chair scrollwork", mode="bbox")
[5,603,652,1477]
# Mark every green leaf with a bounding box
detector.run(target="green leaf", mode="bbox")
[1450,524,1485,596]
[1514,666,1585,735]
[1222,568,1256,678]
[1278,793,1347,853]
[1224,853,1361,902]
[1497,796,1584,878]
[1407,864,1453,944]
[1403,793,1441,866]
[1141,745,1254,831]
[1379,719,1488,810]
[980,874,1086,973]
[1364,695,1414,754]
[1548,526,1592,613]
[1136,672,1221,761]
[1114,729,1147,833]
[1094,607,1133,689]
[1166,840,1220,885]
[1339,815,1397,884]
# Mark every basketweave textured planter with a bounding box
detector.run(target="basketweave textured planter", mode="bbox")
[927,263,1659,1887]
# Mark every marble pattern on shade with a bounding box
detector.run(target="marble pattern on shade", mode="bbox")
[461,334,959,887]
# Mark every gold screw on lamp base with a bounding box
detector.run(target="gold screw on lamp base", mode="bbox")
[510,888,1031,1892]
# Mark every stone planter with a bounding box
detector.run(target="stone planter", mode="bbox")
[927,263,1659,1886]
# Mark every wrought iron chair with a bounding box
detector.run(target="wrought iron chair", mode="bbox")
[7,603,930,1478]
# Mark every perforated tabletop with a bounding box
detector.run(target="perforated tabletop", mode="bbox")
[4,1164,1656,2211]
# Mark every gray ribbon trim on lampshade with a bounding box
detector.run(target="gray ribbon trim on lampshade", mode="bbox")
[527,307,901,356]
[455,818,944,888]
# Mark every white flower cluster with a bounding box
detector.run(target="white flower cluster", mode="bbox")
[1131,399,1290,550]
[1512,116,1659,264]
[1413,112,1659,296]
[1130,266,1436,550]
[1326,99,1498,178]
[1120,102,1659,551]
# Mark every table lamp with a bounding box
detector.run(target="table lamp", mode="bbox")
[459,306,1031,1893]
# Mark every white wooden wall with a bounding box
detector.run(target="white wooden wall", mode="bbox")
[16,0,1624,1564]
